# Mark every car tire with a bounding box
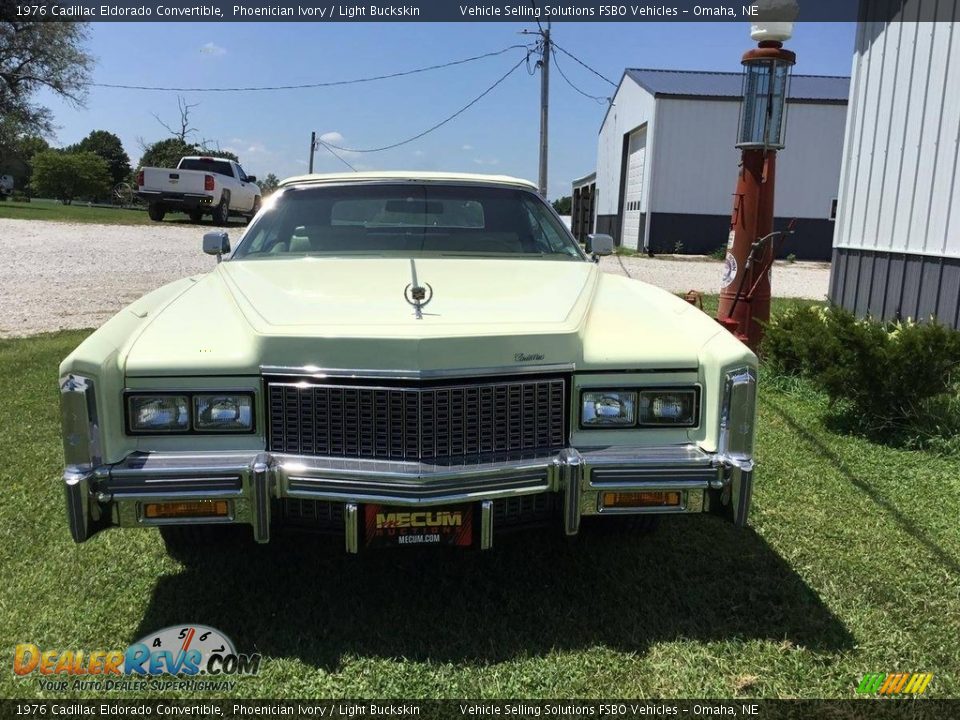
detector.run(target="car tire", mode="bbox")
[147,204,165,222]
[212,195,230,226]
[160,524,251,562]
[188,211,203,224]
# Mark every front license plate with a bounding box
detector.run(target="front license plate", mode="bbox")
[364,504,473,548]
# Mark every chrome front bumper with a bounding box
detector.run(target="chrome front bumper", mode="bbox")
[63,445,752,551]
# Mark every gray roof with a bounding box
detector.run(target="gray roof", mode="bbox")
[624,68,850,102]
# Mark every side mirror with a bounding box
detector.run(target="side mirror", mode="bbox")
[587,233,615,258]
[203,231,230,262]
[245,175,257,184]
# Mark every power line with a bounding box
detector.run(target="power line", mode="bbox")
[551,47,609,105]
[321,53,530,154]
[315,137,358,172]
[551,42,618,88]
[91,45,531,92]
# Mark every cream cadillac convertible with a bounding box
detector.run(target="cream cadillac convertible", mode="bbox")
[60,172,757,553]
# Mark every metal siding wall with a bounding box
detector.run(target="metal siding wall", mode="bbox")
[595,80,657,218]
[833,5,960,259]
[650,99,847,221]
[830,248,960,328]
[649,99,741,216]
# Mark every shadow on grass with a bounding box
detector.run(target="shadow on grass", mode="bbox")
[766,396,960,577]
[134,516,852,669]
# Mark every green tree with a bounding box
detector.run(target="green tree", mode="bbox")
[137,138,199,169]
[0,13,93,140]
[68,130,131,186]
[138,138,241,170]
[258,173,280,195]
[31,150,111,204]
[552,196,572,215]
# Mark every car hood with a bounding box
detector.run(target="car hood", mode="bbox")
[121,257,724,376]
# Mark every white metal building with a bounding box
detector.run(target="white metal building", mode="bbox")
[829,4,960,327]
[589,68,850,259]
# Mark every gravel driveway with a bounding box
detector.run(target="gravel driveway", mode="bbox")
[0,218,830,338]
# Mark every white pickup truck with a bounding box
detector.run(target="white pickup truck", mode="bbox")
[136,156,261,224]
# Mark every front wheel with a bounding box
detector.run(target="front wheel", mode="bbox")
[147,204,165,222]
[212,196,230,226]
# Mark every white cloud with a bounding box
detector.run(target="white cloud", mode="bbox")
[473,157,500,166]
[413,149,424,157]
[461,144,473,151]
[319,131,344,144]
[200,42,226,56]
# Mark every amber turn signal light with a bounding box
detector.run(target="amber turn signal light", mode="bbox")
[602,491,681,508]
[143,500,229,519]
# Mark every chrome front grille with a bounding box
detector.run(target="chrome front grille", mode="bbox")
[267,377,567,461]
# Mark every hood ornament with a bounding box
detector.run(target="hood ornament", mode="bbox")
[404,258,433,320]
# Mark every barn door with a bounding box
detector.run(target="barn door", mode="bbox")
[621,127,647,251]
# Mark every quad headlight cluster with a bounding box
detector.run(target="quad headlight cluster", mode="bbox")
[126,393,254,434]
[580,388,699,429]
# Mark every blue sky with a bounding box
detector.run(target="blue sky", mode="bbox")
[39,21,856,198]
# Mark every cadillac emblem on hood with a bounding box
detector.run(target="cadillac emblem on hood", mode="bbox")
[514,352,546,362]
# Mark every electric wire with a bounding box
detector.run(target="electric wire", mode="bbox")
[551,42,618,88]
[320,52,530,154]
[315,138,358,171]
[551,47,609,104]
[90,45,531,92]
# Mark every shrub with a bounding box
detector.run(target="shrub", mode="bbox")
[710,245,727,260]
[762,306,960,438]
[673,240,684,254]
[31,150,111,204]
[786,253,797,264]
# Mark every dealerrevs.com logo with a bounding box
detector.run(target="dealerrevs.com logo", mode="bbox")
[13,625,260,692]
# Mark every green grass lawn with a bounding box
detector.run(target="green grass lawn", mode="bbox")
[0,198,247,228]
[1,326,957,700]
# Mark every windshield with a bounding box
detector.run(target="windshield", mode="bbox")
[231,183,585,261]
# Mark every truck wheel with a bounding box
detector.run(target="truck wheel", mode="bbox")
[212,196,230,226]
[188,211,203,224]
[147,204,165,222]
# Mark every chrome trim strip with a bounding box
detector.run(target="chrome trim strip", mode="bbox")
[63,468,93,543]
[480,500,493,550]
[260,363,575,380]
[60,374,101,469]
[344,503,359,554]
[561,448,583,536]
[252,453,272,543]
[285,476,549,507]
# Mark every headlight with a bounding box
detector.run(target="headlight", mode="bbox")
[126,392,255,434]
[194,394,254,432]
[580,387,700,429]
[581,391,637,427]
[638,389,699,427]
[127,395,189,433]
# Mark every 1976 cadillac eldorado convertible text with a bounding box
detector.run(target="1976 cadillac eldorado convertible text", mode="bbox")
[59,172,757,553]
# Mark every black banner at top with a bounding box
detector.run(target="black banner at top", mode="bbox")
[6,0,958,23]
